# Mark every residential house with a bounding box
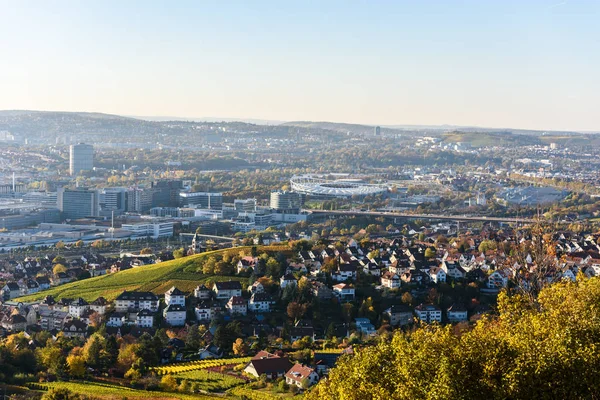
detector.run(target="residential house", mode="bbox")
[384,304,414,326]
[381,272,401,289]
[237,256,258,274]
[248,281,265,294]
[414,303,442,323]
[244,352,293,380]
[115,291,159,312]
[487,270,510,289]
[199,344,223,359]
[355,318,376,336]
[36,276,51,290]
[332,283,355,301]
[2,282,20,300]
[447,303,468,322]
[89,297,108,315]
[213,281,242,300]
[136,309,155,328]
[248,293,274,313]
[429,267,447,283]
[106,312,126,327]
[194,284,212,300]
[69,298,89,318]
[194,302,212,322]
[280,274,297,289]
[62,319,87,338]
[1,314,27,332]
[39,309,70,331]
[164,304,186,326]
[311,282,333,300]
[165,286,186,307]
[285,364,319,389]
[226,296,247,316]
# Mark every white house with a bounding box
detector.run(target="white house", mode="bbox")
[380,272,401,289]
[280,274,297,289]
[285,364,319,389]
[226,296,247,316]
[115,291,159,312]
[69,298,89,318]
[213,281,242,300]
[89,297,108,315]
[414,304,442,323]
[429,267,447,283]
[332,283,355,301]
[194,284,212,300]
[135,309,155,328]
[446,303,468,322]
[248,293,273,313]
[486,270,509,289]
[106,312,126,327]
[165,286,186,307]
[164,304,186,326]
[195,302,212,322]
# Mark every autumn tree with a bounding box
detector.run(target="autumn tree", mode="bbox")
[232,338,249,356]
[287,301,307,323]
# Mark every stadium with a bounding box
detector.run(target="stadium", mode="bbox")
[290,174,388,199]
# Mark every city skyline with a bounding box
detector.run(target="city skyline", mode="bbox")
[1,0,599,131]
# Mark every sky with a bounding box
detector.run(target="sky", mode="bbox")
[0,0,599,131]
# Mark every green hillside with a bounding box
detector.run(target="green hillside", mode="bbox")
[16,248,249,303]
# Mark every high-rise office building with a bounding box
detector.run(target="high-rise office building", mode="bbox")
[127,187,154,213]
[270,190,302,213]
[57,187,99,220]
[374,126,381,136]
[179,192,223,209]
[99,188,128,216]
[234,198,257,212]
[69,143,94,175]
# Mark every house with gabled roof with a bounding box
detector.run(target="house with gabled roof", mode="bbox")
[285,364,319,389]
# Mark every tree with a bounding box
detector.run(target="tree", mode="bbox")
[326,323,337,339]
[74,240,84,248]
[91,240,105,249]
[139,247,153,255]
[287,302,307,323]
[306,277,600,400]
[55,241,65,250]
[232,338,249,356]
[401,292,413,306]
[173,248,185,258]
[186,324,201,350]
[53,263,67,275]
[83,335,103,369]
[424,248,436,259]
[66,354,86,377]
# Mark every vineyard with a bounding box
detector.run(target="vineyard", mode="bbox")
[28,381,216,400]
[154,356,252,375]
[229,385,300,399]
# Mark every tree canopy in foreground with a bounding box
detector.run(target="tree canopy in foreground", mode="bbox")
[307,276,600,400]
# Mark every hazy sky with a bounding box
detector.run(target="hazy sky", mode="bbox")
[0,0,598,131]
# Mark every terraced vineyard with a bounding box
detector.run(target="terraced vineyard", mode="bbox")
[16,247,249,302]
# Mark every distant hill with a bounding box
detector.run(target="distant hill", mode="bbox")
[442,131,543,147]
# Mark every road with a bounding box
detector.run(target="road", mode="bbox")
[307,209,537,223]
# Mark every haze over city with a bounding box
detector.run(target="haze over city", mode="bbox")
[1,0,599,131]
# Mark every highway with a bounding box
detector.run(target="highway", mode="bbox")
[306,209,537,224]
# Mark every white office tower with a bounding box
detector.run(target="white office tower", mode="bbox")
[69,143,94,175]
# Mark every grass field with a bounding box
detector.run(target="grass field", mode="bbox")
[37,381,218,399]
[228,385,301,399]
[16,248,250,302]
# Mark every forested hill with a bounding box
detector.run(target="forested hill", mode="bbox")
[306,277,600,400]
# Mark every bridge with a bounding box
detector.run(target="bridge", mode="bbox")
[306,209,537,224]
[180,233,236,242]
